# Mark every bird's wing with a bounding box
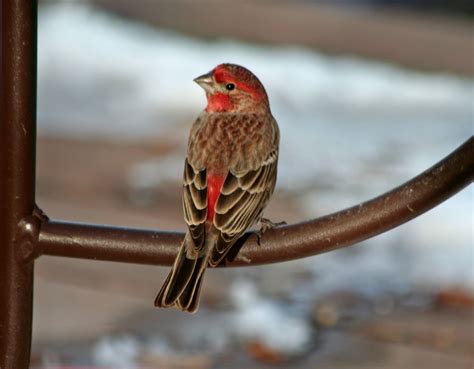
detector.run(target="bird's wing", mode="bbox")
[182,158,208,251]
[210,149,278,266]
[155,159,207,311]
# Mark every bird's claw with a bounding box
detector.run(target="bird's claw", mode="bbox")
[255,217,287,245]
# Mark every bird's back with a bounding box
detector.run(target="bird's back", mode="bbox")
[187,111,279,175]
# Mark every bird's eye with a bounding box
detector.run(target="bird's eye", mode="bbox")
[225,83,235,91]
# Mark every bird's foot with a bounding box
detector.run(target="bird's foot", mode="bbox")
[255,217,287,245]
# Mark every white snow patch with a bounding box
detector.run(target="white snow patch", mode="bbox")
[231,280,312,355]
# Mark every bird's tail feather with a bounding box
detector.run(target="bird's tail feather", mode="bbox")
[177,255,207,312]
[154,234,209,313]
[154,238,196,309]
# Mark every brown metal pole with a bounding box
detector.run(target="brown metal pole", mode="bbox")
[36,137,473,267]
[0,0,37,368]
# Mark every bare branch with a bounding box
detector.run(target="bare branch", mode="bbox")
[36,137,474,267]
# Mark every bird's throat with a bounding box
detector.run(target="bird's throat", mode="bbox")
[206,93,233,112]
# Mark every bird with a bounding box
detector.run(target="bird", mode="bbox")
[154,63,280,313]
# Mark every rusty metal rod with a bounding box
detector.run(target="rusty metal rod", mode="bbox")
[0,0,37,368]
[37,137,473,267]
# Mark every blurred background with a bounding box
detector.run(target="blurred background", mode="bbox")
[33,0,473,368]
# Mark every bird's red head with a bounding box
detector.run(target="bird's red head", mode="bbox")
[194,63,269,113]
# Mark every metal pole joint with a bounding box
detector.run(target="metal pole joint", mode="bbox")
[14,205,49,264]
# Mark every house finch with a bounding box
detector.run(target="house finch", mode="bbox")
[155,63,280,313]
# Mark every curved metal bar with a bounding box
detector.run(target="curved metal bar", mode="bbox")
[37,137,474,267]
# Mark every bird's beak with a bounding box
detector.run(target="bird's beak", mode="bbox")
[193,71,214,93]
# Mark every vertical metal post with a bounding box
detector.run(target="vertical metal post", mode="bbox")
[0,0,37,367]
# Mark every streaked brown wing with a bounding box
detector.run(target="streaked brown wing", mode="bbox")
[182,158,207,251]
[210,149,278,266]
